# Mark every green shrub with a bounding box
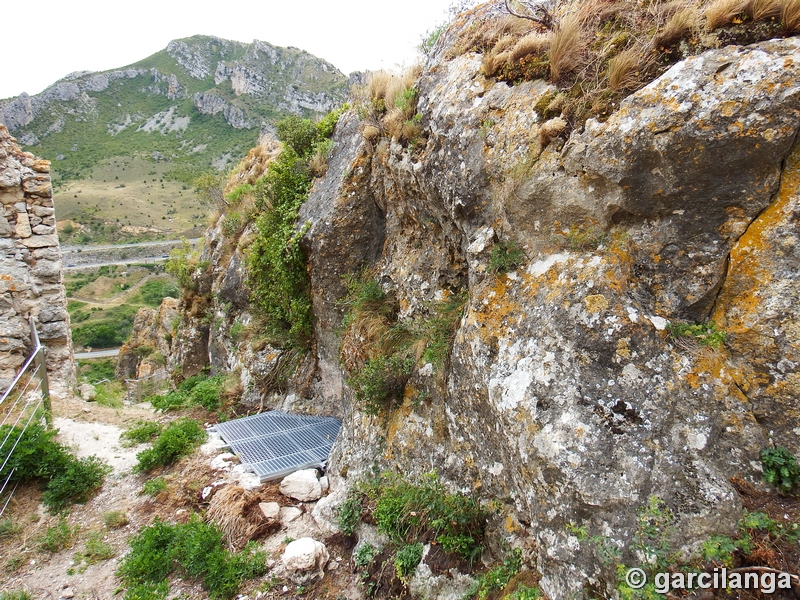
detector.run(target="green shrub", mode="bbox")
[38,517,78,552]
[123,581,170,600]
[0,424,108,513]
[506,585,542,599]
[370,473,488,563]
[472,549,522,599]
[94,380,125,408]
[246,148,313,349]
[122,421,163,445]
[394,542,424,579]
[77,358,115,383]
[276,116,319,158]
[188,376,225,410]
[337,488,365,536]
[142,478,168,497]
[41,456,111,512]
[138,279,181,307]
[760,446,800,493]
[148,390,188,411]
[666,321,727,349]
[118,515,267,600]
[347,353,414,416]
[135,419,206,472]
[489,240,526,274]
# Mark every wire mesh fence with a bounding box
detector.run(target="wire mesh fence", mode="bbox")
[0,317,51,517]
[124,370,170,403]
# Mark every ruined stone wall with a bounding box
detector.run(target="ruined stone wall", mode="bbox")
[0,125,74,390]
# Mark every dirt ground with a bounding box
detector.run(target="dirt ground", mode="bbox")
[0,391,362,600]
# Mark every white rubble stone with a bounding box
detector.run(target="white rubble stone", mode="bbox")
[279,468,322,501]
[281,537,329,577]
[259,501,281,521]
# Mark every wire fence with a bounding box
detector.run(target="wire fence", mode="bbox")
[0,317,51,517]
[124,370,170,404]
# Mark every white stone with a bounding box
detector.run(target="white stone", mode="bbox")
[319,475,329,493]
[279,468,322,501]
[280,506,303,524]
[78,383,96,402]
[259,501,281,521]
[281,537,329,577]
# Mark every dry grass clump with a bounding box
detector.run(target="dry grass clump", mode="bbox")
[608,45,651,90]
[745,0,782,20]
[704,0,748,29]
[654,7,700,49]
[355,65,423,145]
[781,0,800,31]
[206,485,277,551]
[548,13,585,82]
[539,116,567,148]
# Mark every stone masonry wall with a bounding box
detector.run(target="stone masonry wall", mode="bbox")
[0,124,74,390]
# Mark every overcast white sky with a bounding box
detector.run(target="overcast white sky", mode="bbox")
[1,0,462,100]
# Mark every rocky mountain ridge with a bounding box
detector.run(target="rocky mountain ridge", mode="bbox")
[0,35,349,184]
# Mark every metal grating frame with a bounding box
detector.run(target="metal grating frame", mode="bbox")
[211,411,341,481]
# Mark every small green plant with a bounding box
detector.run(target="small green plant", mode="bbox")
[122,581,171,600]
[506,585,542,600]
[103,510,129,529]
[81,531,116,563]
[142,478,168,497]
[489,240,526,274]
[370,472,488,563]
[353,542,378,567]
[337,488,365,536]
[94,380,125,408]
[394,542,424,579]
[666,321,727,349]
[700,534,738,567]
[134,418,206,472]
[471,548,523,599]
[38,517,78,552]
[420,22,447,55]
[0,518,22,540]
[230,319,246,342]
[347,353,415,416]
[122,421,163,445]
[0,591,33,600]
[760,446,800,493]
[564,223,608,252]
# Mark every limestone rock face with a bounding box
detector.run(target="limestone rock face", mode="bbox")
[115,297,178,379]
[292,34,800,600]
[0,125,73,389]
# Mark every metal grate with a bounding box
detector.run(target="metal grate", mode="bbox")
[211,411,341,482]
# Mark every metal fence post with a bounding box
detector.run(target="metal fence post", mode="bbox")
[29,317,51,429]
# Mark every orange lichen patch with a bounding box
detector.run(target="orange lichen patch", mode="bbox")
[473,276,521,344]
[712,144,800,337]
[584,294,609,313]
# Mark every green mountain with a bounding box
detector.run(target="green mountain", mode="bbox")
[0,35,349,186]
